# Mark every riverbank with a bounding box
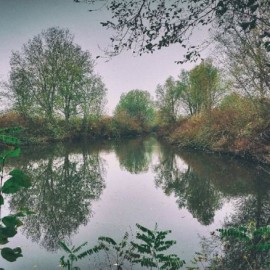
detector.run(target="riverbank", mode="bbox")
[0,111,154,144]
[158,107,270,164]
[2,106,270,165]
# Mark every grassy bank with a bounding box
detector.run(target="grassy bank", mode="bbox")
[159,96,270,164]
[0,111,154,144]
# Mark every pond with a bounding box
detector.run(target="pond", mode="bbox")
[2,136,270,269]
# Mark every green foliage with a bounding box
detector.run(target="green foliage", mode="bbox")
[156,76,182,125]
[0,135,20,146]
[0,210,33,245]
[8,27,107,126]
[218,222,270,252]
[188,196,270,270]
[0,127,21,147]
[0,148,21,160]
[0,128,32,264]
[80,75,108,132]
[9,146,105,251]
[0,127,22,136]
[219,93,263,125]
[154,151,222,226]
[98,232,136,269]
[130,223,185,269]
[166,90,269,157]
[59,233,134,270]
[177,60,223,115]
[1,247,23,262]
[114,137,155,174]
[59,241,101,270]
[2,169,31,194]
[155,60,224,131]
[187,224,270,270]
[114,89,155,133]
[0,114,121,143]
[59,223,185,269]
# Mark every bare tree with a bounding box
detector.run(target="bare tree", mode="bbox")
[215,25,270,101]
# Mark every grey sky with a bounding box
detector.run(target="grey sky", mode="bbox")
[0,0,206,114]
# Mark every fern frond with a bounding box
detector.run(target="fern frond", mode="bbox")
[59,241,72,254]
[98,236,117,245]
[72,242,88,253]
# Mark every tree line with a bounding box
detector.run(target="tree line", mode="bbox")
[1,10,269,140]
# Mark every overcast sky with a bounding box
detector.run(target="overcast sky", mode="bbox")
[0,0,207,114]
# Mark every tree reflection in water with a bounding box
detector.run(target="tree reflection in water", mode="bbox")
[114,137,155,174]
[5,138,270,269]
[201,179,270,270]
[154,143,270,229]
[154,146,222,225]
[9,144,105,251]
[153,144,270,269]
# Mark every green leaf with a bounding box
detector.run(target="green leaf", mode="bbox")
[136,223,155,239]
[0,195,4,205]
[77,245,101,259]
[9,169,31,188]
[131,242,151,254]
[98,236,117,246]
[72,242,88,253]
[0,148,21,159]
[0,226,17,238]
[156,240,176,252]
[2,169,31,194]
[59,241,72,254]
[2,215,23,228]
[136,233,154,246]
[0,233,8,245]
[139,257,157,267]
[1,179,21,194]
[1,247,23,262]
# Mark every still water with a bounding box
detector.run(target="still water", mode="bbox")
[2,136,270,269]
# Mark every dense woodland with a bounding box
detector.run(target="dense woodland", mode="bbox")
[0,0,270,164]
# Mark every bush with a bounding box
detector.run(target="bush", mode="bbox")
[0,111,26,128]
[168,94,268,153]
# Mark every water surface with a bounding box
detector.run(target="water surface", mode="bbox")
[2,136,270,269]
